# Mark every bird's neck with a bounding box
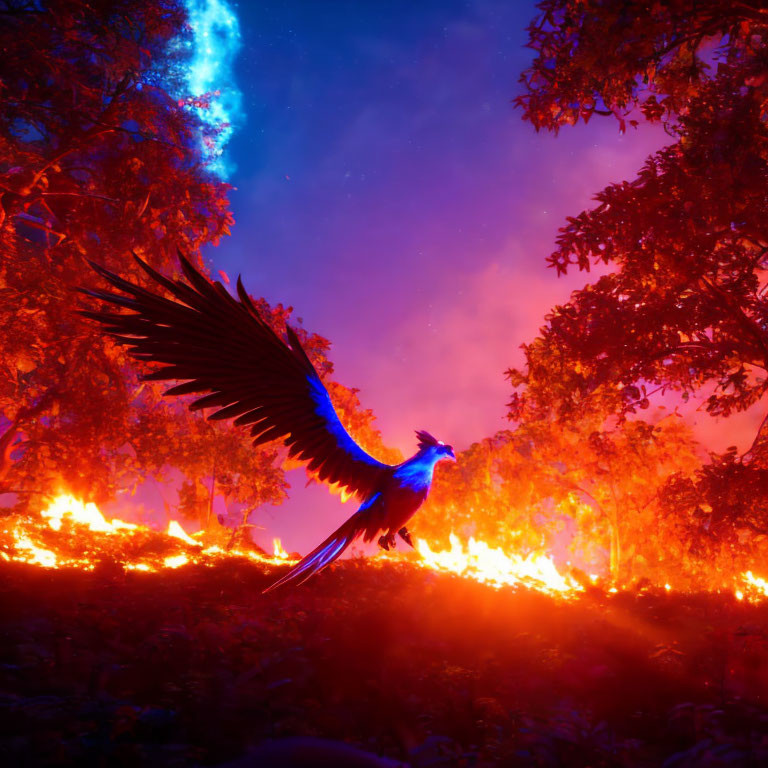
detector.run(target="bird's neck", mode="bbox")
[394,450,441,490]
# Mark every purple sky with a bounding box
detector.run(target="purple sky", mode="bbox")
[203,0,674,553]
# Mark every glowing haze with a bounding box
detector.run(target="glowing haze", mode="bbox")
[170,0,244,176]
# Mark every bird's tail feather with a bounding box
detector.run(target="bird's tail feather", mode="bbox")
[262,516,362,593]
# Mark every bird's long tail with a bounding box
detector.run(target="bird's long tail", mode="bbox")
[262,515,363,593]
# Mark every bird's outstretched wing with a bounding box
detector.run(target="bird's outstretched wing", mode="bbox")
[80,252,392,501]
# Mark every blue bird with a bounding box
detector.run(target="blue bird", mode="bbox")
[80,253,456,591]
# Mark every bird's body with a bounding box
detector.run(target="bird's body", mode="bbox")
[81,252,454,591]
[356,444,446,542]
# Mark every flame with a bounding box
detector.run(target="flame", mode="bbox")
[409,533,582,597]
[41,494,137,533]
[168,520,202,546]
[11,530,58,568]
[163,554,190,569]
[0,493,296,572]
[738,571,768,603]
[272,537,289,560]
[2,494,768,603]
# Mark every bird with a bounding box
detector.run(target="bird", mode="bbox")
[80,252,456,591]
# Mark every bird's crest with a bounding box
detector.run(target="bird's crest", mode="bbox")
[415,430,442,449]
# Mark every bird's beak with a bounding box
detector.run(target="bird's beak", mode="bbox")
[448,450,456,462]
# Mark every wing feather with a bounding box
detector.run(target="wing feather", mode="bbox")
[81,252,392,500]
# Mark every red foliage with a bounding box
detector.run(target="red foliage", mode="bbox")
[0,2,395,533]
[511,1,768,552]
[0,0,234,504]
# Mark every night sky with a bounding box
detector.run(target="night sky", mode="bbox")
[200,0,670,552]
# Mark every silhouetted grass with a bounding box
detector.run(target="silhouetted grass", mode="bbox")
[1,559,767,767]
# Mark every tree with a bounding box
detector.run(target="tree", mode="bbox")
[661,449,768,581]
[419,431,554,553]
[0,0,228,504]
[0,0,236,506]
[511,0,768,548]
[540,414,700,583]
[0,1,397,535]
[424,413,700,583]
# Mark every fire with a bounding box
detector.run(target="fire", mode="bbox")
[2,494,768,602]
[409,533,582,597]
[272,538,290,560]
[0,493,295,573]
[167,519,202,546]
[163,554,190,569]
[41,494,137,533]
[10,531,58,568]
[738,571,768,603]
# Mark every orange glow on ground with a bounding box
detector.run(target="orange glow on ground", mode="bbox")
[1,494,766,602]
[1,494,295,574]
[407,533,582,597]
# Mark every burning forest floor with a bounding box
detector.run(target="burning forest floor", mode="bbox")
[1,558,768,768]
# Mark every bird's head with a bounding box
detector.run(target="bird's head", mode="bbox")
[415,430,456,462]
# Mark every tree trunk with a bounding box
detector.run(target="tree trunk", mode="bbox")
[0,419,19,489]
[0,394,57,491]
[608,507,621,582]
[206,455,217,530]
[226,506,264,552]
